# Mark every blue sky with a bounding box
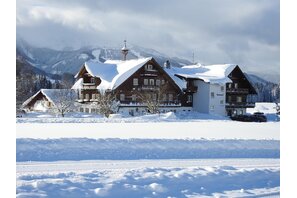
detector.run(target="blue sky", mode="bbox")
[16,0,280,82]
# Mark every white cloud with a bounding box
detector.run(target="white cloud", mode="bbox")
[16,0,279,81]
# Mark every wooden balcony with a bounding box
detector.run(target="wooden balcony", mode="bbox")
[225,102,255,108]
[226,88,249,94]
[140,85,160,91]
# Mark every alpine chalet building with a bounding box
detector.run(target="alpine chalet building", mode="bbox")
[23,42,257,117]
[71,43,256,116]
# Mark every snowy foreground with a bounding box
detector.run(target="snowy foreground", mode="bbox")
[16,103,280,197]
[17,159,280,198]
[16,138,280,197]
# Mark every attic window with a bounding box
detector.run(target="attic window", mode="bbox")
[145,64,154,70]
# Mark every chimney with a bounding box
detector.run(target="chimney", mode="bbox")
[121,40,129,61]
[164,60,171,69]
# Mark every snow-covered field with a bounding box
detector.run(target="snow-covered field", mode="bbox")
[16,103,280,197]
[16,138,279,161]
[17,159,280,198]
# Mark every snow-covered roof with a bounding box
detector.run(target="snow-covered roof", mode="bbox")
[163,68,187,90]
[22,89,76,108]
[74,56,239,91]
[75,57,153,91]
[71,78,83,89]
[171,64,237,84]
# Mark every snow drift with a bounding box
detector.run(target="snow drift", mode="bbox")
[16,164,280,198]
[16,138,279,162]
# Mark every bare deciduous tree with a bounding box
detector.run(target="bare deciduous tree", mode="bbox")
[51,89,77,117]
[137,83,169,114]
[96,90,120,118]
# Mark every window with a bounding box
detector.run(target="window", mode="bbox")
[80,108,84,112]
[161,80,165,85]
[120,94,125,101]
[168,94,173,102]
[156,79,161,86]
[237,96,242,103]
[187,95,193,102]
[239,110,243,115]
[91,108,96,113]
[92,94,96,100]
[228,83,232,89]
[91,77,95,84]
[210,105,215,111]
[145,64,153,70]
[234,83,238,89]
[221,86,224,92]
[220,100,224,104]
[149,79,154,86]
[144,79,148,85]
[85,108,89,113]
[45,101,50,107]
[132,94,136,101]
[133,78,138,86]
[85,94,89,100]
[227,96,232,103]
[211,92,215,98]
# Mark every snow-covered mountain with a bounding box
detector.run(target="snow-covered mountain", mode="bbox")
[16,39,192,75]
[16,39,280,103]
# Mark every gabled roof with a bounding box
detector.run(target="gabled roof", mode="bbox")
[22,89,76,108]
[171,64,237,84]
[74,57,153,91]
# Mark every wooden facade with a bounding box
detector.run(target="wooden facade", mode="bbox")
[23,91,53,111]
[75,58,194,108]
[225,66,257,116]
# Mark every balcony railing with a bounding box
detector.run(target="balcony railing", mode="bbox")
[119,101,181,107]
[225,102,255,108]
[226,88,249,94]
[140,85,160,91]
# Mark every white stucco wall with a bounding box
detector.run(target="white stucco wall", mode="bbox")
[209,83,226,116]
[192,81,226,116]
[193,80,210,113]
